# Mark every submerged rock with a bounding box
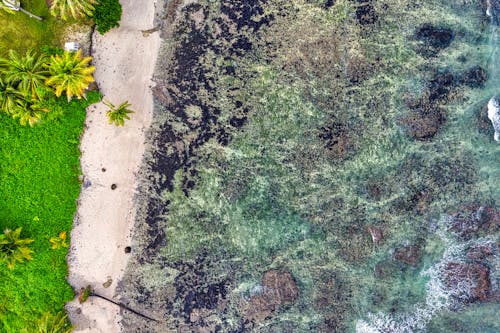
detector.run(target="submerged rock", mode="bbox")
[242,269,299,323]
[400,106,447,140]
[443,262,491,303]
[448,204,500,240]
[466,243,495,260]
[461,66,489,88]
[488,96,500,141]
[415,24,454,57]
[394,244,423,266]
[355,0,378,25]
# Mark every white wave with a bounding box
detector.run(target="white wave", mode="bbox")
[487,97,500,141]
[355,216,497,333]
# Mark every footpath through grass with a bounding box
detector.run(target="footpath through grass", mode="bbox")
[0,92,100,331]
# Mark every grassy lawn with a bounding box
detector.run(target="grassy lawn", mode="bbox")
[0,92,100,332]
[0,92,100,331]
[0,0,64,53]
[0,1,98,331]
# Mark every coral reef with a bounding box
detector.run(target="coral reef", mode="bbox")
[118,0,499,332]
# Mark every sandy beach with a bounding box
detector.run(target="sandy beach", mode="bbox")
[65,1,161,331]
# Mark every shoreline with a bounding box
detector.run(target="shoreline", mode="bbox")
[65,1,162,331]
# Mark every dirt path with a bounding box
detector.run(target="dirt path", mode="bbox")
[65,1,161,331]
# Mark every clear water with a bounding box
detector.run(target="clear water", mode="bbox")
[119,1,500,332]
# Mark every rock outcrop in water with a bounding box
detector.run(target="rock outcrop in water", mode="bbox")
[242,269,299,323]
[415,24,454,57]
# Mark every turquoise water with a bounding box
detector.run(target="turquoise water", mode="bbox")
[119,1,499,331]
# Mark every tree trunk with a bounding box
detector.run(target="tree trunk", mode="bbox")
[18,7,43,20]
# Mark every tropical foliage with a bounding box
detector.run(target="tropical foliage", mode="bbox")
[0,49,95,126]
[0,227,34,269]
[49,231,69,250]
[0,91,100,331]
[0,49,48,100]
[46,50,95,101]
[0,76,23,115]
[50,0,96,20]
[104,100,134,126]
[94,0,122,34]
[33,311,74,333]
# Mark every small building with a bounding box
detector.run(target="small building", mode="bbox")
[64,42,80,52]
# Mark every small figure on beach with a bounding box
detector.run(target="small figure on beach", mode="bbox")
[487,96,500,141]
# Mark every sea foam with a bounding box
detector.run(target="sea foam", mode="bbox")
[487,97,500,141]
[487,0,500,25]
[355,216,497,333]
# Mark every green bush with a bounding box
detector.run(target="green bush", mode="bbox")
[33,311,73,333]
[0,227,34,269]
[93,0,122,34]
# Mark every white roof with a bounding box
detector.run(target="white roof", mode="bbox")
[64,42,80,52]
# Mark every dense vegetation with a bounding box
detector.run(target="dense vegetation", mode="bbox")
[93,0,122,34]
[0,1,101,331]
[0,91,100,331]
[0,49,96,126]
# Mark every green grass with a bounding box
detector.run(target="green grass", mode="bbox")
[0,0,64,54]
[0,2,99,331]
[0,91,100,332]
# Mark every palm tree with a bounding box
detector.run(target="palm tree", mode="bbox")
[0,76,24,115]
[104,100,135,126]
[50,0,96,20]
[0,49,48,100]
[45,50,95,101]
[10,98,48,126]
[0,227,34,269]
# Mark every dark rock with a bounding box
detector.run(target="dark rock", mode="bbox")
[345,55,373,83]
[366,181,382,201]
[229,116,247,128]
[443,262,491,303]
[124,246,132,254]
[428,71,456,102]
[414,190,433,214]
[461,66,489,88]
[477,102,495,136]
[448,205,500,240]
[355,0,378,25]
[262,270,299,304]
[324,0,335,8]
[488,0,500,26]
[374,261,394,278]
[400,106,447,140]
[318,121,355,160]
[242,269,299,323]
[87,81,99,91]
[415,24,454,57]
[394,244,422,266]
[466,244,495,260]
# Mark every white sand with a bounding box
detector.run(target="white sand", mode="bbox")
[66,1,161,332]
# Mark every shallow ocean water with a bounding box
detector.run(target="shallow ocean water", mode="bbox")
[119,1,499,332]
